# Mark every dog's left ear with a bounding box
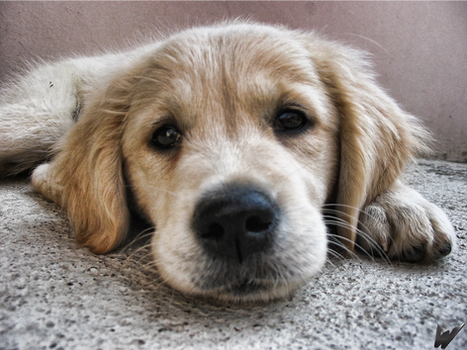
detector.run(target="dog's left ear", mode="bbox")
[32,70,139,254]
[305,37,430,252]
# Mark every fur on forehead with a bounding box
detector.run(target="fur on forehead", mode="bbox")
[123,24,333,141]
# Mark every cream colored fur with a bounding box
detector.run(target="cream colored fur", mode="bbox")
[0,22,456,303]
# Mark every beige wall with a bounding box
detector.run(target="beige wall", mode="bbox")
[1,1,466,162]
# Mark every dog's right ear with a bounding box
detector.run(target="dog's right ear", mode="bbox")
[32,69,139,254]
[302,35,431,253]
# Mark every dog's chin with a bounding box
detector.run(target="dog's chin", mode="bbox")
[159,254,324,305]
[182,279,304,305]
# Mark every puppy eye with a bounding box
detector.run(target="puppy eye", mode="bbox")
[151,125,181,149]
[276,110,307,131]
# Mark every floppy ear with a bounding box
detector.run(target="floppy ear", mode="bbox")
[32,72,137,254]
[309,39,430,252]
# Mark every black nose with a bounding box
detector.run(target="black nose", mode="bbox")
[192,184,280,264]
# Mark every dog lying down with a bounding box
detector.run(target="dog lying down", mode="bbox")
[0,22,456,303]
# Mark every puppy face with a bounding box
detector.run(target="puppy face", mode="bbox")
[121,27,340,301]
[32,23,425,303]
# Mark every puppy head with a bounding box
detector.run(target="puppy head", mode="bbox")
[44,23,427,302]
[121,25,340,301]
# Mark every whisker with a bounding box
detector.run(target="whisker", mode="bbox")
[125,244,152,265]
[323,204,393,265]
[327,233,363,260]
[327,227,392,266]
[125,226,155,246]
[324,250,344,268]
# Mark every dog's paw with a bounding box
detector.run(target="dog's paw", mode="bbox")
[357,182,456,263]
[31,163,63,204]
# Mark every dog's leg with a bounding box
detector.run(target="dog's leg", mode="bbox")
[0,46,147,176]
[357,180,456,262]
[31,163,64,205]
[0,61,82,175]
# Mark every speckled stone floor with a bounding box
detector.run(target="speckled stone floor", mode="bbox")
[1,159,466,350]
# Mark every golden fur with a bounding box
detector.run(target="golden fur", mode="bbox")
[0,22,455,302]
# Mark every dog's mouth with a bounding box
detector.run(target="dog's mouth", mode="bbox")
[180,250,308,303]
[153,181,328,303]
[157,229,324,303]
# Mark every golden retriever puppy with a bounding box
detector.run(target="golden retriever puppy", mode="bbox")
[0,22,456,303]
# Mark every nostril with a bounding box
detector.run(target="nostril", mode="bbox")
[245,213,274,233]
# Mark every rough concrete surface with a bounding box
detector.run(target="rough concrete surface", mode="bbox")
[0,159,466,350]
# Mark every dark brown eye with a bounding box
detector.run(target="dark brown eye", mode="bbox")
[152,125,181,149]
[277,110,307,131]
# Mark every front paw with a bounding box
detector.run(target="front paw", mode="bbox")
[357,183,456,263]
[31,163,63,205]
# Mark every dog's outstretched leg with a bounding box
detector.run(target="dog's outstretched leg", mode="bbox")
[0,61,81,175]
